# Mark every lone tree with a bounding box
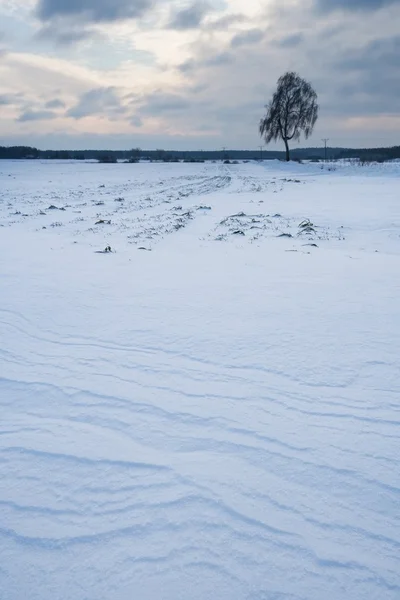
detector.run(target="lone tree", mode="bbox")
[259,72,318,161]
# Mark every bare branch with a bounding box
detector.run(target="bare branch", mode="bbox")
[259,72,319,161]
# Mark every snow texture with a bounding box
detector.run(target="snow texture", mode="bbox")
[0,159,399,600]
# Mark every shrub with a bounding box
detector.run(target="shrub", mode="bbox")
[98,155,117,164]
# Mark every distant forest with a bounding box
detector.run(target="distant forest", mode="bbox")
[1,145,400,162]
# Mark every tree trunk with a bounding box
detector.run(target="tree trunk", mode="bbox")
[284,138,290,161]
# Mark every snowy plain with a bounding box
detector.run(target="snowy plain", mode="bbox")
[0,158,399,600]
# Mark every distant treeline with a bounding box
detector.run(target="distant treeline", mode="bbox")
[0,145,310,161]
[335,146,400,161]
[1,145,400,161]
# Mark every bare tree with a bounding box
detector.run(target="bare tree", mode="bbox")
[259,72,318,162]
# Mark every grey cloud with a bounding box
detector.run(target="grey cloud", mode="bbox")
[332,35,400,112]
[67,87,125,119]
[0,34,7,58]
[205,13,247,31]
[178,51,233,74]
[188,83,208,94]
[131,116,144,127]
[306,33,400,119]
[230,29,264,48]
[139,93,192,114]
[316,0,400,11]
[17,110,58,122]
[178,59,196,73]
[5,0,400,149]
[168,2,211,30]
[205,52,234,66]
[278,33,303,48]
[37,23,97,44]
[36,0,153,23]
[211,100,263,123]
[0,94,14,106]
[315,24,343,40]
[339,35,400,69]
[45,98,66,109]
[0,93,26,106]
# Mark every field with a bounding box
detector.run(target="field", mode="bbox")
[0,159,399,600]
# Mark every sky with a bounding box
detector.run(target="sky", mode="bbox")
[0,0,400,150]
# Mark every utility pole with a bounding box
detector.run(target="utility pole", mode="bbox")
[222,146,227,161]
[322,138,329,162]
[258,145,264,161]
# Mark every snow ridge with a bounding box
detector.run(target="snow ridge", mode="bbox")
[0,160,399,600]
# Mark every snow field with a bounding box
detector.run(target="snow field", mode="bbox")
[0,159,399,600]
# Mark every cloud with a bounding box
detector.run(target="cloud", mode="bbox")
[178,59,196,73]
[138,92,192,114]
[67,87,125,119]
[0,30,7,56]
[131,116,143,127]
[0,52,102,121]
[0,92,26,107]
[230,28,264,48]
[330,35,400,114]
[168,2,212,30]
[0,94,15,106]
[277,33,303,47]
[2,0,400,149]
[204,52,234,66]
[45,98,66,109]
[35,0,154,44]
[179,51,234,73]
[36,23,98,45]
[36,0,154,24]
[341,34,400,69]
[316,0,400,11]
[205,13,248,31]
[17,110,58,122]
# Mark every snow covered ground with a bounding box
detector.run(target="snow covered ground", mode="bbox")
[0,159,399,600]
